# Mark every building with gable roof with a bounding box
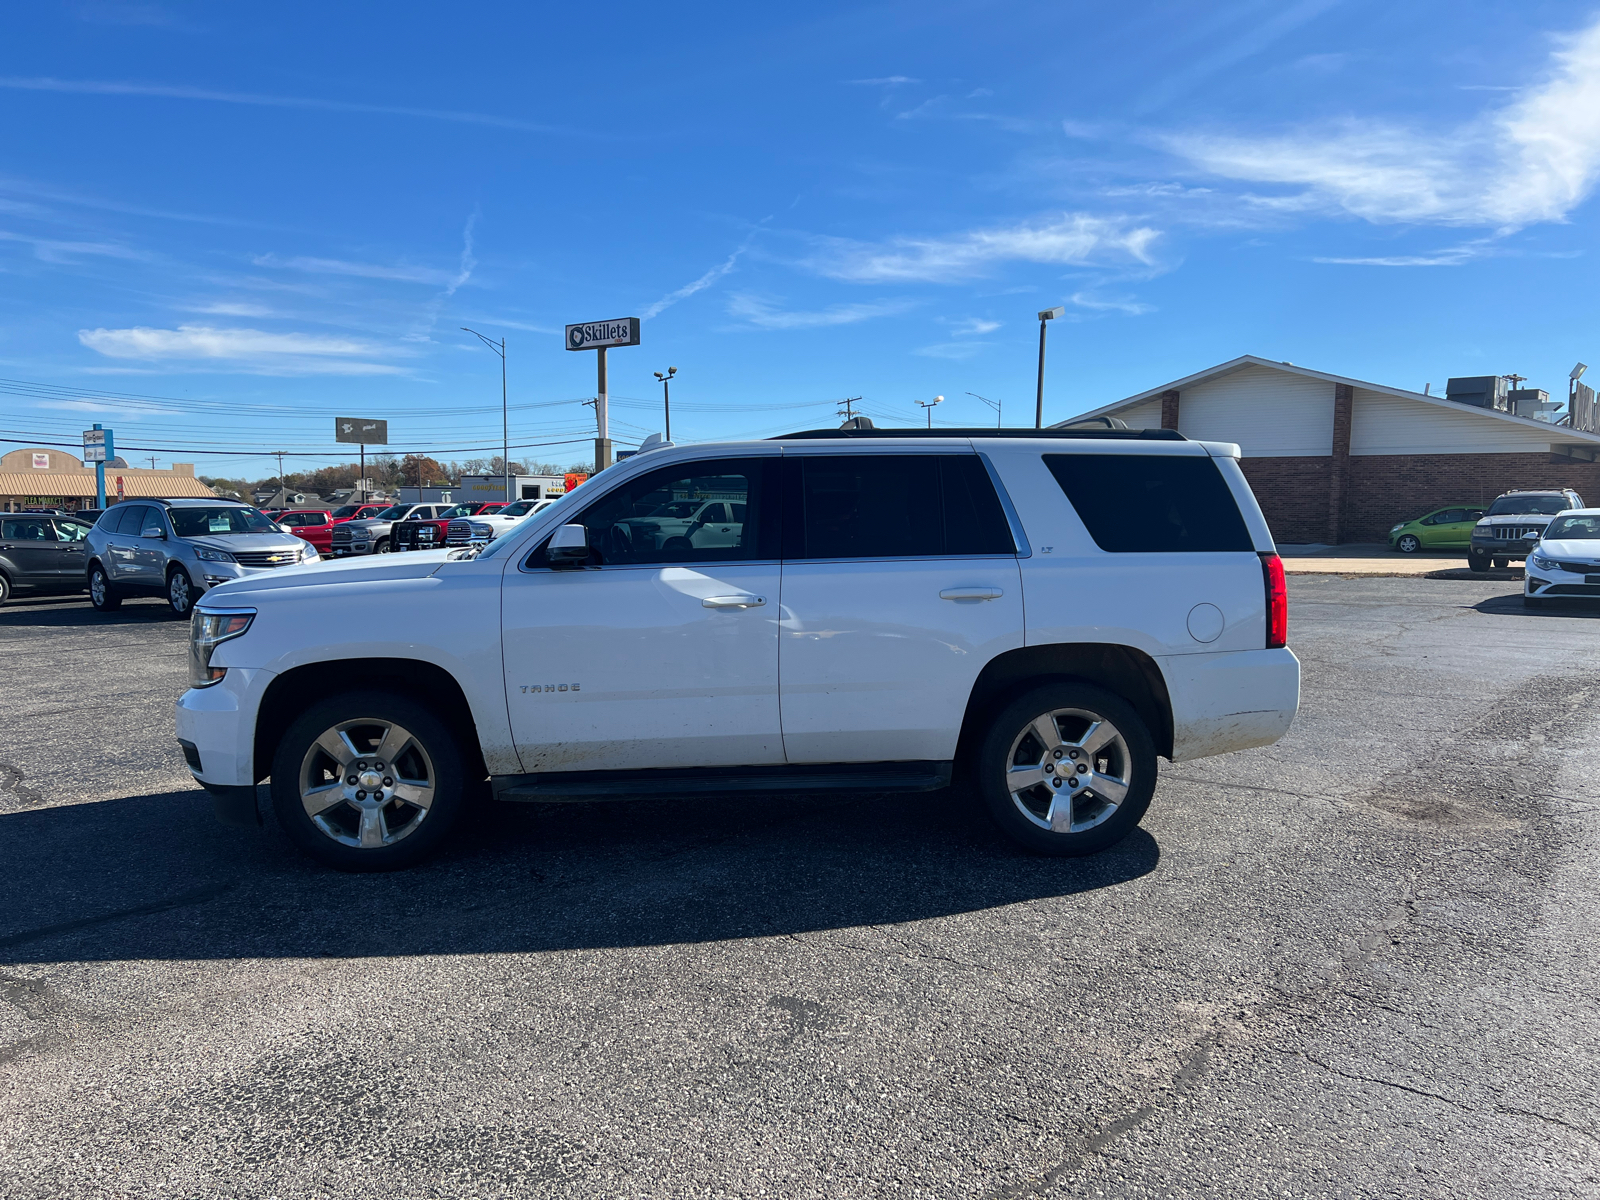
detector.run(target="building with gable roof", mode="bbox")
[1057,356,1600,544]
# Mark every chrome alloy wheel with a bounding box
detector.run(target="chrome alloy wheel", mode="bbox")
[89,569,106,606]
[168,570,193,614]
[298,718,437,849]
[1004,707,1132,834]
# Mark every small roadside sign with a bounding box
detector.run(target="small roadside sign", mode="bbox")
[335,418,388,445]
[565,319,640,351]
[82,428,107,462]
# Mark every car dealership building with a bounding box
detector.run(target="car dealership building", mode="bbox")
[1060,356,1600,544]
[0,447,217,513]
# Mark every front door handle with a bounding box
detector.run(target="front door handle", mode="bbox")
[703,594,766,609]
[940,587,1004,601]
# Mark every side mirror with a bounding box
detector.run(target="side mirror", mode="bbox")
[547,523,590,566]
[1524,531,1541,542]
[141,525,166,540]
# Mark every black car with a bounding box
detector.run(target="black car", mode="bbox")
[0,514,90,604]
[75,508,106,525]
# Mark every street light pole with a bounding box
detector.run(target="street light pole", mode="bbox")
[653,366,677,441]
[967,392,1001,427]
[1035,306,1065,428]
[462,328,509,504]
[916,395,944,427]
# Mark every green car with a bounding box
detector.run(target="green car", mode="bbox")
[1388,504,1488,553]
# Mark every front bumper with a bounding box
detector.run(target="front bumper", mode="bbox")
[175,666,269,789]
[1525,560,1600,598]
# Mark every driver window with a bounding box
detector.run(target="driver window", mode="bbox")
[52,520,88,542]
[529,458,775,567]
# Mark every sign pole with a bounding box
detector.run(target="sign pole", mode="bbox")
[359,444,365,502]
[95,424,106,508]
[596,346,612,471]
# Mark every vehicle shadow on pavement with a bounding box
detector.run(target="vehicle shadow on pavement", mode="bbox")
[0,598,176,627]
[1473,594,1600,619]
[0,787,1159,964]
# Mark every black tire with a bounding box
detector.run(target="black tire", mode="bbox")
[270,690,469,872]
[374,537,392,554]
[88,563,122,611]
[975,682,1157,857]
[166,567,197,618]
[1396,534,1421,554]
[1467,551,1490,574]
[0,572,10,606]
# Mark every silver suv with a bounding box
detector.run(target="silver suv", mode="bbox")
[85,499,319,617]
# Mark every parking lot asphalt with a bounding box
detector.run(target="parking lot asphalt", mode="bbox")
[1,581,1598,1199]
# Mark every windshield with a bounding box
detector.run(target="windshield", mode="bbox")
[331,504,361,518]
[647,500,702,519]
[168,506,279,536]
[376,505,410,520]
[501,500,535,516]
[1487,495,1569,516]
[439,504,473,519]
[1543,515,1600,539]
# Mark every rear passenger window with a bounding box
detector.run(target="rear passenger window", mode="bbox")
[113,505,149,534]
[786,454,1014,560]
[1044,453,1252,553]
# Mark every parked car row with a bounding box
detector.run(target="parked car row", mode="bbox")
[1388,489,1587,574]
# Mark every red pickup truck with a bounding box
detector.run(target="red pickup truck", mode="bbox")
[391,502,504,552]
[276,508,336,554]
[329,503,388,524]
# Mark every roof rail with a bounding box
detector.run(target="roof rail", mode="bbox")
[770,427,1187,441]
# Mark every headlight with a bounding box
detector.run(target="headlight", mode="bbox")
[1531,555,1556,570]
[195,547,236,563]
[300,544,319,561]
[470,522,493,537]
[189,608,255,688]
[1390,524,1405,533]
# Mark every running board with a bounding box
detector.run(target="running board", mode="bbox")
[492,760,953,803]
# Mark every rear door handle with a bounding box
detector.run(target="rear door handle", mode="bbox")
[940,587,1004,601]
[703,594,766,609]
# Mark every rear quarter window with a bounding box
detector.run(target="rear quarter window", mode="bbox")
[1044,453,1253,553]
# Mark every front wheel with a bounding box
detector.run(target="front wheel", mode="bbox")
[1467,551,1490,574]
[270,691,469,871]
[88,564,122,611]
[374,538,392,554]
[975,682,1156,857]
[167,567,196,617]
[1396,534,1421,554]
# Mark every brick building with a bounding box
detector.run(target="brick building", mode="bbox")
[1058,357,1600,544]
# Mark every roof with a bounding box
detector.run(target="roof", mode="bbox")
[1062,355,1600,448]
[0,471,218,499]
[773,427,1185,441]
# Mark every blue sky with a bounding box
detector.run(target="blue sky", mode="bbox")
[3,1,1599,477]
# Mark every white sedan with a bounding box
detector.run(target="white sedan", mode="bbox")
[1524,509,1600,607]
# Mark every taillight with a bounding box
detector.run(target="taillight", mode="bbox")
[1261,552,1287,649]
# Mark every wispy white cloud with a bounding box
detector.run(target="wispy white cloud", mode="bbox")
[0,76,574,134]
[1166,15,1600,227]
[0,229,148,263]
[251,253,459,285]
[806,213,1161,283]
[185,301,277,317]
[1312,237,1498,267]
[644,242,749,319]
[944,317,1001,336]
[1069,291,1154,315]
[77,324,405,375]
[726,294,914,330]
[914,341,992,360]
[851,76,919,85]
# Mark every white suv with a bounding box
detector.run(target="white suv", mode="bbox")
[176,429,1299,871]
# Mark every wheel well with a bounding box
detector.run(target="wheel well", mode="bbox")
[956,643,1175,765]
[253,658,488,782]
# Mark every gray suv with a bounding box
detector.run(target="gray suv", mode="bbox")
[85,499,319,616]
[1468,489,1584,572]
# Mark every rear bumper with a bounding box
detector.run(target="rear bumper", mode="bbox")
[1158,647,1300,762]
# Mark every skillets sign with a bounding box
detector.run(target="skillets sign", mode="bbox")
[564,318,640,351]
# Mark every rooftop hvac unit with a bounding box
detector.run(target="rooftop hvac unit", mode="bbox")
[1508,389,1560,422]
[1445,375,1508,410]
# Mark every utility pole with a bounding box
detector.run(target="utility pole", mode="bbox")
[1035,307,1065,428]
[462,328,509,503]
[147,455,158,470]
[968,392,1001,427]
[274,451,286,495]
[916,395,944,427]
[653,366,677,441]
[837,396,862,423]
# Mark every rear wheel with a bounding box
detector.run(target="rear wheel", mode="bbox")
[0,573,10,605]
[1396,534,1421,554]
[976,682,1156,857]
[88,564,121,611]
[270,691,468,871]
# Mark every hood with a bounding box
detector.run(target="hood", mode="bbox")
[337,517,393,531]
[186,532,307,555]
[1535,539,1600,561]
[200,550,451,600]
